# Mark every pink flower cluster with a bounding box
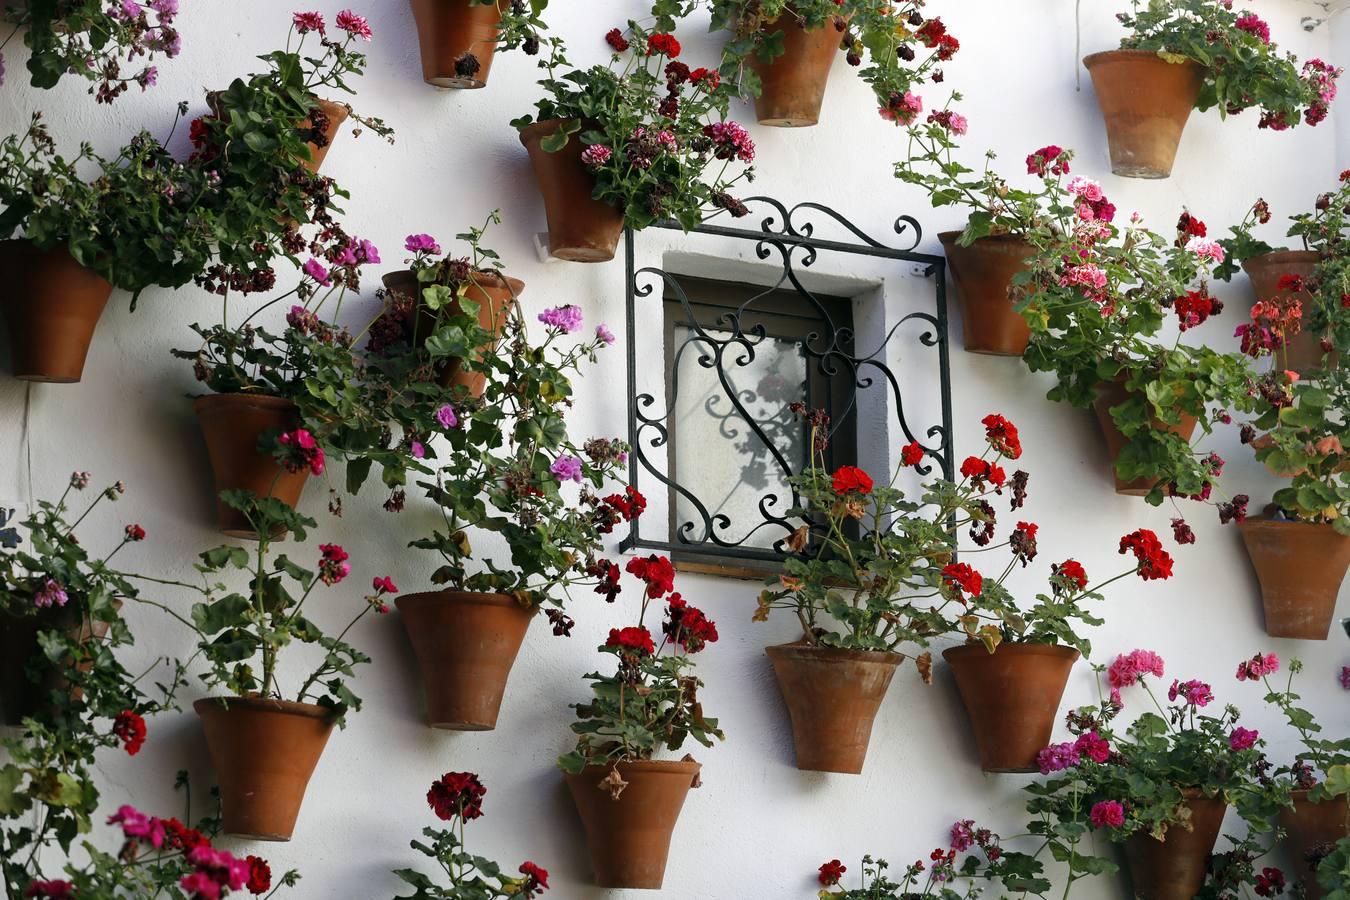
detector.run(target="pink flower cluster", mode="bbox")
[1236,652,1279,681]
[1168,678,1213,707]
[277,428,325,476]
[180,845,251,899]
[1230,726,1260,751]
[1067,178,1116,223]
[1302,58,1342,126]
[1089,800,1125,829]
[1036,731,1110,774]
[703,121,756,163]
[33,578,68,609]
[539,304,583,333]
[580,144,613,167]
[879,91,923,124]
[405,233,442,256]
[318,543,351,586]
[1107,648,1165,704]
[1186,236,1226,265]
[1234,13,1270,43]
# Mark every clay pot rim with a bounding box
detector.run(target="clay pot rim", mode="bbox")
[1238,515,1346,535]
[518,117,573,141]
[192,391,296,414]
[765,641,902,666]
[937,230,1033,248]
[567,758,703,777]
[395,589,539,613]
[381,268,526,296]
[1243,249,1319,268]
[193,695,337,721]
[942,641,1081,663]
[207,91,348,119]
[1082,48,1205,72]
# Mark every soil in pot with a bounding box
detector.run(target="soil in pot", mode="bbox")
[379,269,521,397]
[1242,251,1336,375]
[395,590,535,729]
[0,240,113,383]
[409,0,504,88]
[939,232,1034,356]
[193,393,309,539]
[1122,790,1227,900]
[943,642,1079,773]
[746,14,841,127]
[1239,517,1350,640]
[565,758,701,889]
[519,119,626,263]
[1092,377,1197,496]
[194,697,335,841]
[765,642,900,774]
[0,604,116,726]
[1083,49,1204,179]
[1281,790,1348,899]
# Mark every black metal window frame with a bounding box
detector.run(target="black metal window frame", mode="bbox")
[620,197,953,569]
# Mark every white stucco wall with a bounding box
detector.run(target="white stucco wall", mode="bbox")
[3,0,1350,896]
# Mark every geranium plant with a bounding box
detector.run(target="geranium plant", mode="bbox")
[1110,0,1340,129]
[1014,164,1259,520]
[558,556,722,774]
[511,22,754,229]
[1238,653,1350,800]
[393,771,549,899]
[703,0,957,121]
[3,0,181,101]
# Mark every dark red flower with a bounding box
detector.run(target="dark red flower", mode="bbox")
[427,771,487,822]
[162,817,210,851]
[831,465,874,495]
[901,441,924,466]
[113,710,147,756]
[23,882,74,899]
[588,559,623,602]
[124,523,146,542]
[1255,867,1285,897]
[626,554,675,598]
[1011,521,1038,563]
[818,859,847,886]
[1119,529,1174,581]
[916,18,948,45]
[664,61,690,86]
[1170,517,1196,545]
[1053,559,1088,592]
[942,562,983,599]
[1026,145,1069,177]
[606,626,656,656]
[246,856,271,895]
[647,33,681,57]
[604,28,629,52]
[519,861,550,896]
[1176,211,1207,240]
[982,414,1021,459]
[663,594,719,653]
[689,67,720,89]
[1277,273,1305,293]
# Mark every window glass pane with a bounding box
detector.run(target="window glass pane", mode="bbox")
[672,324,807,550]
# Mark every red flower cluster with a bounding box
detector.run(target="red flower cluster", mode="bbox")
[690,67,720,89]
[960,456,1006,488]
[981,413,1021,459]
[519,861,550,897]
[24,882,74,899]
[246,856,271,895]
[113,709,147,756]
[831,465,874,495]
[626,554,675,598]
[916,18,959,59]
[1277,273,1305,293]
[647,32,680,58]
[277,428,325,476]
[163,817,210,852]
[1176,210,1207,241]
[1026,145,1070,177]
[1053,559,1089,592]
[124,523,147,542]
[1255,867,1286,897]
[318,543,351,586]
[1172,290,1222,331]
[588,559,622,602]
[941,562,983,600]
[1118,529,1174,581]
[818,859,847,886]
[427,771,487,822]
[901,441,924,466]
[595,486,647,534]
[1010,521,1038,563]
[604,27,628,52]
[663,595,719,653]
[606,625,656,656]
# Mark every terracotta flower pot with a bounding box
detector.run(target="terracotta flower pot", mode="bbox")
[1083,49,1204,179]
[1092,377,1198,496]
[409,0,503,88]
[1242,251,1335,374]
[565,759,701,889]
[0,605,115,725]
[943,642,1079,773]
[193,393,309,538]
[519,118,626,263]
[1281,790,1349,899]
[194,697,335,841]
[1122,791,1227,900]
[1239,518,1350,640]
[746,14,841,127]
[0,240,112,383]
[207,93,347,173]
[939,231,1034,356]
[380,269,521,396]
[765,642,900,774]
[395,590,535,729]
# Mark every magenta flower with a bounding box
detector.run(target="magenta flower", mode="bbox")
[596,324,616,345]
[108,805,165,848]
[34,579,68,609]
[539,305,583,334]
[292,11,325,34]
[550,454,583,483]
[580,144,613,167]
[1230,726,1260,751]
[1168,679,1214,708]
[436,404,459,429]
[335,9,372,40]
[277,428,325,476]
[1235,13,1270,43]
[1340,666,1350,690]
[1036,741,1080,774]
[318,543,351,586]
[1089,800,1125,829]
[405,234,441,256]
[372,576,398,594]
[1073,731,1110,763]
[949,819,976,852]
[1236,652,1280,681]
[702,121,756,163]
[302,258,331,286]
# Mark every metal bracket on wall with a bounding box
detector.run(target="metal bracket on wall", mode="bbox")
[619,197,953,566]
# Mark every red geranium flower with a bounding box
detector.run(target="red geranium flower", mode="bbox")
[960,456,989,480]
[162,817,209,851]
[113,710,147,756]
[519,861,550,896]
[428,771,487,822]
[901,441,924,466]
[941,562,983,599]
[1176,211,1207,239]
[981,414,1021,459]
[1119,529,1174,581]
[246,856,271,895]
[1276,273,1305,293]
[1026,145,1069,177]
[626,554,675,598]
[689,67,720,89]
[818,859,847,886]
[663,594,719,653]
[604,28,629,52]
[1053,559,1089,592]
[606,626,656,656]
[647,33,681,57]
[831,465,874,495]
[124,523,146,541]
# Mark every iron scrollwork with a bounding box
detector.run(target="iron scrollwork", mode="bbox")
[621,197,953,565]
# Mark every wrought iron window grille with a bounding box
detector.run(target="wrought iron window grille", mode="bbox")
[620,197,953,570]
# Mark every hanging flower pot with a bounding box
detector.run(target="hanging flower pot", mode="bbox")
[409,0,503,89]
[1242,251,1334,374]
[1083,50,1204,179]
[943,642,1079,773]
[1239,517,1350,639]
[1122,790,1227,900]
[564,758,701,889]
[1281,790,1348,900]
[395,590,535,730]
[0,604,116,726]
[0,240,113,383]
[379,269,521,397]
[193,393,309,538]
[746,14,841,127]
[765,643,900,774]
[1092,377,1198,496]
[519,118,626,263]
[939,231,1034,356]
[194,697,335,841]
[207,93,348,173]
